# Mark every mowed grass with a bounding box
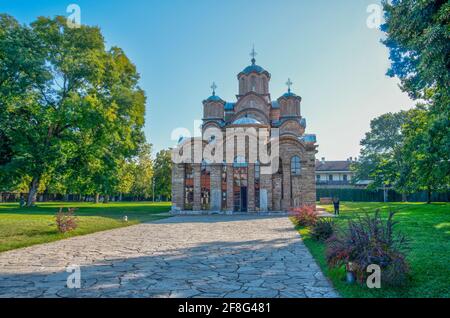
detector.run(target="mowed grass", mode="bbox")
[297,202,450,298]
[0,201,171,252]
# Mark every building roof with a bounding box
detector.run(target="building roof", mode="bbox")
[281,91,299,98]
[316,160,353,172]
[238,57,271,78]
[300,134,316,143]
[232,116,262,125]
[205,94,224,102]
[241,64,266,74]
[224,102,235,111]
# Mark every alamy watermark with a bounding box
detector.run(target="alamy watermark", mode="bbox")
[366,264,381,289]
[171,124,280,174]
[66,265,81,289]
[366,4,382,29]
[66,4,81,29]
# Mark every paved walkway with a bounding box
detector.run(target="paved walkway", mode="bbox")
[0,216,338,298]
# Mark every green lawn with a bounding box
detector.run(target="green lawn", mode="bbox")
[296,202,450,298]
[0,201,171,253]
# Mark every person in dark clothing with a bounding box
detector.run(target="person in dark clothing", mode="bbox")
[333,197,340,215]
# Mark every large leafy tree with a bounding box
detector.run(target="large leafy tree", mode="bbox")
[380,0,450,201]
[0,15,145,206]
[352,111,409,190]
[153,149,172,201]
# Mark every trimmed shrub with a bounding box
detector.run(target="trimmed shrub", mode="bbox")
[311,218,335,241]
[325,209,409,286]
[290,205,319,226]
[56,207,78,233]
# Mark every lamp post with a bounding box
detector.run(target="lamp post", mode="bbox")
[152,177,155,202]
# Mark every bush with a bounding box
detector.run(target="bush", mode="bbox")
[290,205,319,226]
[311,218,335,241]
[56,208,78,233]
[325,209,409,286]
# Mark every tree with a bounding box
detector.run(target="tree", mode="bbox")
[0,15,146,206]
[130,143,153,200]
[352,111,409,191]
[153,149,172,201]
[401,106,450,202]
[116,159,136,201]
[380,0,450,201]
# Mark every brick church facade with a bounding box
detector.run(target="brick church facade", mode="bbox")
[171,51,317,213]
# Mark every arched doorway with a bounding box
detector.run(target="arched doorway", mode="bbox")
[233,156,248,212]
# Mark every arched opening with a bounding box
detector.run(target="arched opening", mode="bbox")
[184,164,194,210]
[233,156,248,212]
[251,75,256,92]
[200,160,210,210]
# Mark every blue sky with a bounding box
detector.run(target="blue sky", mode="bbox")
[2,0,414,160]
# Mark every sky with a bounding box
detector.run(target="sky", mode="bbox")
[2,0,414,160]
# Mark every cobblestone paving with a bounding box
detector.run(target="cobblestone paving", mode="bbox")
[0,216,338,298]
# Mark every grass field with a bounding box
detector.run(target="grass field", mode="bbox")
[0,202,171,252]
[297,202,450,298]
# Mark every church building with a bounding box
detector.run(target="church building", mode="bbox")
[172,50,318,213]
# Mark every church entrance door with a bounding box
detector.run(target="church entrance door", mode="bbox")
[240,187,248,212]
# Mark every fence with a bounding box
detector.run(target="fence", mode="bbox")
[0,192,169,203]
[316,188,450,202]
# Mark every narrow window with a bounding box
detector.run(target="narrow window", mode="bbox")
[290,156,301,175]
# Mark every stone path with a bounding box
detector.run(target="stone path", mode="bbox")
[0,216,338,298]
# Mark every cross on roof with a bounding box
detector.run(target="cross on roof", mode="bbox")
[250,45,257,64]
[286,78,293,92]
[210,82,217,95]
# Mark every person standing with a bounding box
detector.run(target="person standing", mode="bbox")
[333,197,340,215]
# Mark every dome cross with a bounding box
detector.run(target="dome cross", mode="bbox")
[286,78,293,93]
[250,45,257,64]
[210,82,217,96]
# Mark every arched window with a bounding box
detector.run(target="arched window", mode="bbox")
[291,156,301,175]
[251,76,256,92]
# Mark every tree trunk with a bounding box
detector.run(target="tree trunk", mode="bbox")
[27,177,40,207]
[95,193,100,204]
[119,193,123,201]
[104,194,110,204]
[427,186,432,204]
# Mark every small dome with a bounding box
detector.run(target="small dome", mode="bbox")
[300,134,316,143]
[224,102,235,111]
[232,115,262,125]
[281,91,299,99]
[205,94,224,102]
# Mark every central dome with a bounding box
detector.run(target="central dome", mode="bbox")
[232,115,262,125]
[241,63,266,75]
